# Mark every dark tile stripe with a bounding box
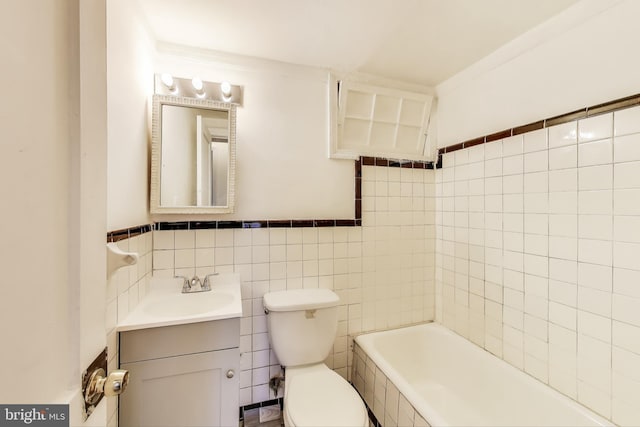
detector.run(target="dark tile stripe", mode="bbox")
[485,129,512,142]
[512,120,544,136]
[443,142,464,153]
[189,221,218,229]
[107,224,153,242]
[463,137,486,148]
[314,219,336,227]
[242,221,268,228]
[545,108,587,127]
[587,94,640,117]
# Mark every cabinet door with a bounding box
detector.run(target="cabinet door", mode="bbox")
[120,348,239,427]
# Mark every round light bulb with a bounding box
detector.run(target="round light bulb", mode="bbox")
[191,77,203,91]
[160,73,174,88]
[220,81,232,97]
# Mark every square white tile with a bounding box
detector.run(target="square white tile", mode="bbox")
[578,164,612,191]
[613,133,640,163]
[614,161,640,189]
[524,128,548,153]
[548,122,577,149]
[549,145,578,170]
[578,113,613,142]
[578,139,613,167]
[614,105,640,137]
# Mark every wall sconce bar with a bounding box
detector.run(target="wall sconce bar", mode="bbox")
[154,74,243,106]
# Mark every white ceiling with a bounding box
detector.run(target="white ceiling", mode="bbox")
[136,0,579,87]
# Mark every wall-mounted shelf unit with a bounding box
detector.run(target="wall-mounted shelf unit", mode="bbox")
[331,79,435,161]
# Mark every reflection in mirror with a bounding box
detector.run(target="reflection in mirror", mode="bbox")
[151,95,236,214]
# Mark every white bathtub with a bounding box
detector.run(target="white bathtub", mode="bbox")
[353,323,612,427]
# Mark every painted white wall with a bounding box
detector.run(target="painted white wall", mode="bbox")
[154,47,355,221]
[0,0,72,405]
[107,0,154,230]
[0,1,108,425]
[435,0,640,148]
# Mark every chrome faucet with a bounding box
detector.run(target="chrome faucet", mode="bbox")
[175,274,217,293]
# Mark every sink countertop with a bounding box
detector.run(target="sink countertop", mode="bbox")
[116,273,243,332]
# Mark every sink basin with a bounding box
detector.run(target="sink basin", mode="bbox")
[143,292,235,317]
[117,273,243,331]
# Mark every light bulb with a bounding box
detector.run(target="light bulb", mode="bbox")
[192,77,203,91]
[220,81,232,97]
[160,73,176,93]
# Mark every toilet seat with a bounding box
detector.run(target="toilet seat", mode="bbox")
[284,365,367,427]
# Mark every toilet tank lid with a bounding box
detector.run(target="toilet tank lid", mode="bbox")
[263,289,339,312]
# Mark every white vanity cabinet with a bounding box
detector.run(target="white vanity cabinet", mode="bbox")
[119,318,240,427]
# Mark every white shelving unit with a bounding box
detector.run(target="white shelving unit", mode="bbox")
[332,80,435,161]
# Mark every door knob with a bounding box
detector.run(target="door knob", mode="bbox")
[84,368,130,405]
[226,369,235,378]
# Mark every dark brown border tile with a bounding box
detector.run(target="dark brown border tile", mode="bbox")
[485,130,512,142]
[587,94,640,117]
[362,156,376,166]
[545,109,587,127]
[242,221,268,228]
[291,220,314,227]
[190,221,218,229]
[267,220,292,228]
[108,230,130,242]
[156,221,189,230]
[216,221,243,229]
[512,120,544,136]
[463,137,485,148]
[444,142,464,153]
[314,220,336,227]
[400,161,413,168]
[413,161,427,169]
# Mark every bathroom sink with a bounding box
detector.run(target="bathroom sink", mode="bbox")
[117,273,242,332]
[143,292,235,317]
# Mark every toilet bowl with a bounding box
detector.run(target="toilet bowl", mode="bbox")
[283,364,367,427]
[263,289,367,427]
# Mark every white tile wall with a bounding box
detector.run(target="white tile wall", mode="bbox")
[151,165,436,407]
[105,232,153,427]
[435,106,640,426]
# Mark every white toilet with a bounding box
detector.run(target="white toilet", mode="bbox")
[263,288,368,427]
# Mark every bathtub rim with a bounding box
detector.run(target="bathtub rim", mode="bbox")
[354,322,612,427]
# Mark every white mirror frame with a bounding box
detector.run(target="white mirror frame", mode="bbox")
[150,94,237,214]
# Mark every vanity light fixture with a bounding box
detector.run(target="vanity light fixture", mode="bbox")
[153,74,243,106]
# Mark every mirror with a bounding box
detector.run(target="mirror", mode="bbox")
[150,95,236,214]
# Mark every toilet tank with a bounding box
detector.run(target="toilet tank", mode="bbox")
[263,289,339,367]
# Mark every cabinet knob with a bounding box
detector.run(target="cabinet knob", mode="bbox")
[226,369,235,379]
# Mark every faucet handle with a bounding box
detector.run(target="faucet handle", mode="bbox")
[202,273,219,291]
[174,275,191,292]
[191,275,202,288]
